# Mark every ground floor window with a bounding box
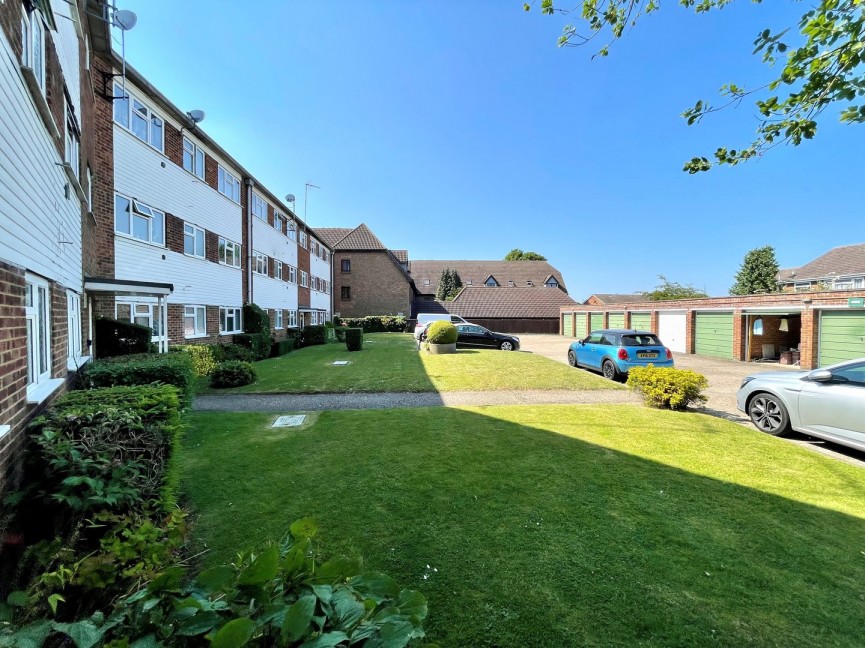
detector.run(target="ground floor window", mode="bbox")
[220,307,242,334]
[66,290,82,364]
[289,310,298,327]
[275,309,284,329]
[25,274,51,390]
[184,305,207,338]
[116,300,164,340]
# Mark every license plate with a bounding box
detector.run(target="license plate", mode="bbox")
[637,352,658,359]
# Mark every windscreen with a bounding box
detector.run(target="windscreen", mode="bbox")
[621,334,663,347]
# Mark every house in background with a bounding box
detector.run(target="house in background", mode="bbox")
[409,260,567,301]
[316,224,414,318]
[778,243,865,292]
[583,294,645,306]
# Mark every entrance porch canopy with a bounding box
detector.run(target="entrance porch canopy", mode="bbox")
[84,278,174,353]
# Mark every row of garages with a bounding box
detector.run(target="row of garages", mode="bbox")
[561,291,865,369]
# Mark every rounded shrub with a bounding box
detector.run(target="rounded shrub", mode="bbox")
[210,361,257,388]
[426,320,458,344]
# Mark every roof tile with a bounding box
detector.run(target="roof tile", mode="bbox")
[777,243,865,282]
[410,260,567,293]
[415,286,577,319]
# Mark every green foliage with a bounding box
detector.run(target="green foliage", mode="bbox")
[530,0,865,172]
[627,365,709,410]
[94,318,152,359]
[426,321,458,345]
[641,275,708,301]
[172,344,219,377]
[270,338,296,357]
[300,325,328,347]
[345,328,363,352]
[242,303,270,336]
[83,353,195,408]
[435,268,462,301]
[232,334,271,361]
[333,316,407,333]
[504,248,547,261]
[334,327,349,343]
[215,344,256,363]
[730,245,781,295]
[0,520,430,648]
[210,361,257,389]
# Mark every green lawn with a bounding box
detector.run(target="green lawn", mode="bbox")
[200,333,615,393]
[183,405,865,647]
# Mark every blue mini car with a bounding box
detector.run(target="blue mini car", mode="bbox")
[568,329,674,380]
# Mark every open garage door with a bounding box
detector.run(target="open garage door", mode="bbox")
[819,311,865,366]
[695,312,734,359]
[658,311,686,353]
[630,312,651,331]
[608,312,625,328]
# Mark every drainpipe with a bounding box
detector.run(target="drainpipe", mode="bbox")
[245,178,255,305]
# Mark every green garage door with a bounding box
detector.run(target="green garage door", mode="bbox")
[819,311,865,366]
[575,313,588,338]
[608,312,625,329]
[590,313,604,332]
[563,313,574,337]
[630,312,651,331]
[695,312,734,359]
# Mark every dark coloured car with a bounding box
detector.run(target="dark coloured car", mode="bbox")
[454,323,520,351]
[568,329,673,380]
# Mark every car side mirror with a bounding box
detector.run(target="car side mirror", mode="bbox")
[578,340,584,346]
[809,369,832,382]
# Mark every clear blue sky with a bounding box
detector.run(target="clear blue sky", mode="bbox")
[116,1,860,300]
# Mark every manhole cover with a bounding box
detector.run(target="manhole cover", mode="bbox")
[332,361,349,366]
[272,415,306,428]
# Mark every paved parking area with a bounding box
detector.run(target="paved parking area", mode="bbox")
[518,334,865,468]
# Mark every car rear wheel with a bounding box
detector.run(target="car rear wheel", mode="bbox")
[499,341,515,351]
[748,393,791,436]
[602,360,618,381]
[567,350,577,367]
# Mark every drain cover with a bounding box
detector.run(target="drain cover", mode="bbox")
[332,361,349,366]
[272,415,306,428]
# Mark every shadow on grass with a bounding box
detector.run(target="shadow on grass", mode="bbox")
[183,406,865,648]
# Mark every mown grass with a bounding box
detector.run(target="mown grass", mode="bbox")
[199,333,615,393]
[183,405,865,647]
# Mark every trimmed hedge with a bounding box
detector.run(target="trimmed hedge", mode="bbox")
[215,343,256,363]
[334,327,349,343]
[243,303,271,335]
[173,344,219,377]
[426,320,458,344]
[83,353,195,407]
[626,365,709,411]
[345,327,363,352]
[270,338,296,357]
[233,333,271,361]
[301,325,327,347]
[334,316,407,333]
[94,317,152,359]
[210,361,257,388]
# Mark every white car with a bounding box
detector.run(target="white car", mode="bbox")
[736,358,865,452]
[413,313,468,340]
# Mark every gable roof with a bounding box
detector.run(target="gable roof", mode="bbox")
[314,224,386,250]
[409,260,567,294]
[777,243,865,282]
[315,228,353,249]
[584,293,645,305]
[391,249,408,264]
[420,286,577,319]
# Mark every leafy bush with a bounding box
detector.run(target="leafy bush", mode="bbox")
[324,320,334,328]
[214,343,256,363]
[626,365,709,410]
[300,325,327,347]
[172,344,219,377]
[270,338,296,357]
[336,316,407,333]
[83,353,195,407]
[345,327,363,352]
[426,320,457,345]
[233,333,271,361]
[94,317,152,359]
[2,520,430,648]
[243,302,271,335]
[210,361,257,388]
[334,326,349,343]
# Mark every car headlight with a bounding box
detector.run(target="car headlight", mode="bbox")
[740,377,755,390]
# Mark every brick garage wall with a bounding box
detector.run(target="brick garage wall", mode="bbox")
[746,314,802,360]
[334,251,412,317]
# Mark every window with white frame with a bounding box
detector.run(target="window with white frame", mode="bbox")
[289,310,298,327]
[275,260,283,280]
[288,265,297,283]
[251,194,267,221]
[834,279,853,290]
[65,106,80,180]
[66,290,82,365]
[794,282,812,292]
[218,166,241,203]
[112,84,163,151]
[254,251,268,275]
[219,237,241,268]
[115,194,165,245]
[183,137,205,179]
[220,307,243,334]
[25,275,51,391]
[323,249,329,263]
[116,301,164,338]
[275,309,284,329]
[855,278,865,289]
[184,223,205,258]
[86,167,93,212]
[299,231,308,249]
[300,271,308,287]
[274,212,285,234]
[21,9,46,94]
[184,305,207,338]
[287,220,296,241]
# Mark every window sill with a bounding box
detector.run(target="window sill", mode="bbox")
[219,331,242,336]
[183,253,207,261]
[115,232,166,249]
[21,66,60,140]
[185,334,209,340]
[61,163,87,202]
[67,355,92,372]
[0,425,10,440]
[26,378,64,405]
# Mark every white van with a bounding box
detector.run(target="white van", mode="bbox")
[413,313,469,340]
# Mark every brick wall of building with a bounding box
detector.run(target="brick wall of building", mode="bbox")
[333,251,412,318]
[0,262,28,490]
[86,55,116,284]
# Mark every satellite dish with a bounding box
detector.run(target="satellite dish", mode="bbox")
[285,194,296,203]
[187,110,206,124]
[113,9,138,31]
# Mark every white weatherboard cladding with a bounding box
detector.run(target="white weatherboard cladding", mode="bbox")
[310,290,330,312]
[114,127,242,241]
[253,219,297,266]
[115,238,242,306]
[310,253,330,281]
[0,33,81,290]
[51,0,80,117]
[253,274,298,311]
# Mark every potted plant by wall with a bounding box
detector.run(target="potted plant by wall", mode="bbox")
[426,320,458,354]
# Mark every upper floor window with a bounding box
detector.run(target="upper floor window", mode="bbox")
[113,84,164,152]
[299,231,308,249]
[115,194,164,246]
[218,237,241,268]
[184,223,205,258]
[300,271,308,287]
[65,107,80,180]
[274,212,285,234]
[341,286,351,300]
[287,220,297,241]
[288,265,297,284]
[253,251,268,275]
[22,10,46,95]
[218,166,241,203]
[275,260,283,280]
[252,194,267,221]
[794,282,812,292]
[341,259,351,273]
[485,277,499,287]
[183,137,205,179]
[544,278,559,288]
